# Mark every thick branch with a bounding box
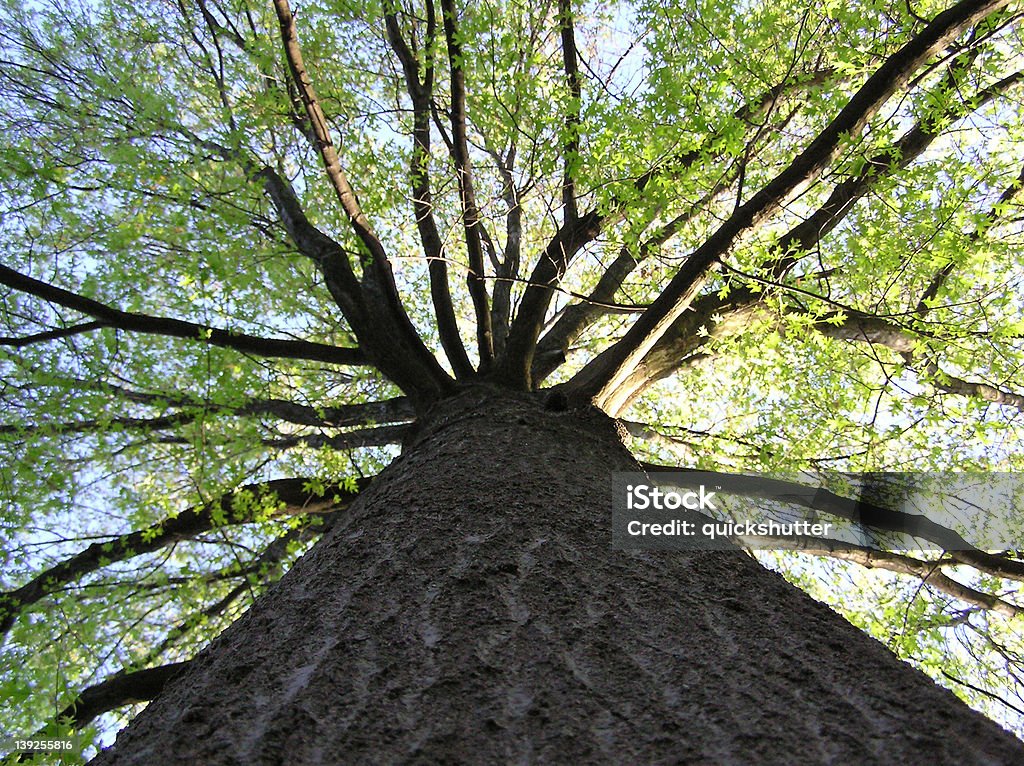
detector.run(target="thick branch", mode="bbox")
[162,131,368,341]
[566,0,1010,409]
[595,65,1024,412]
[270,0,383,261]
[532,186,730,383]
[608,283,1024,416]
[257,167,366,324]
[53,662,190,730]
[0,411,197,438]
[489,145,521,357]
[0,264,365,366]
[260,156,448,408]
[535,77,844,383]
[271,0,454,405]
[493,210,605,388]
[769,67,1023,280]
[240,395,415,428]
[3,662,188,756]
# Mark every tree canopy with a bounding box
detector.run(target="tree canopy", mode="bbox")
[1,0,1023,758]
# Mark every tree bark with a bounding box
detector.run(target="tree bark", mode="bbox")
[90,388,1024,764]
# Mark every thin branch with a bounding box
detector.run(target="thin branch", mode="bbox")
[810,312,1024,411]
[0,477,367,638]
[557,0,582,223]
[912,160,1024,316]
[0,395,416,438]
[920,362,1024,410]
[0,321,105,348]
[129,519,333,670]
[384,1,474,379]
[942,670,1024,717]
[440,0,494,369]
[771,538,1021,618]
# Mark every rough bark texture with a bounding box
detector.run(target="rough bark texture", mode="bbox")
[90,388,1024,765]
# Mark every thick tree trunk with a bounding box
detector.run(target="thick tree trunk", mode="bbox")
[91,388,1023,764]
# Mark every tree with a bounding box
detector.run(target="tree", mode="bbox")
[1,0,1024,761]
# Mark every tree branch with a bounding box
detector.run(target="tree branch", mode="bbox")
[810,311,1024,411]
[270,0,384,264]
[906,156,1024,321]
[256,166,367,324]
[271,0,454,406]
[0,477,367,638]
[769,538,1021,618]
[384,1,474,380]
[496,67,836,388]
[440,0,494,369]
[22,520,334,751]
[583,60,1024,412]
[768,67,1023,281]
[487,144,521,357]
[493,210,606,388]
[566,0,1010,409]
[641,462,1024,583]
[0,263,365,366]
[129,518,335,671]
[532,182,732,383]
[53,662,189,730]
[605,281,1024,416]
[557,0,582,223]
[261,423,410,451]
[919,362,1024,410]
[0,395,416,439]
[0,320,105,348]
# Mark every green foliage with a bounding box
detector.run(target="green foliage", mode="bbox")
[1,0,1023,751]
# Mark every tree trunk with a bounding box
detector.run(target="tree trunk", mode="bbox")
[90,388,1024,764]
